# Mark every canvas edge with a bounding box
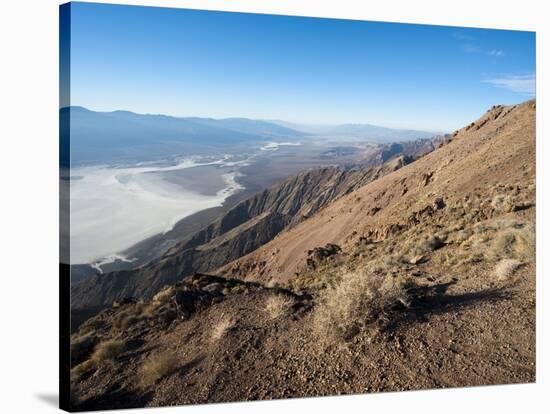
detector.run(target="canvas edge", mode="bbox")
[59,2,72,412]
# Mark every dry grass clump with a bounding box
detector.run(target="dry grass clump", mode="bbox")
[422,235,445,251]
[77,319,106,337]
[265,295,294,319]
[70,332,98,366]
[383,254,404,267]
[491,194,521,214]
[265,279,280,289]
[140,351,179,387]
[211,316,235,341]
[289,262,341,290]
[488,223,535,262]
[230,284,248,294]
[71,359,95,378]
[112,307,145,330]
[137,286,176,318]
[313,269,410,346]
[452,229,473,244]
[112,291,175,328]
[120,314,142,330]
[152,286,175,305]
[397,233,445,264]
[90,339,126,364]
[494,259,521,280]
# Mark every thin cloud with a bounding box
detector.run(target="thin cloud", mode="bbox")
[461,44,482,53]
[452,32,475,41]
[454,32,505,57]
[487,49,505,57]
[483,74,535,95]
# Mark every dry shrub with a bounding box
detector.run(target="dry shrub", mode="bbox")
[230,284,248,294]
[91,339,125,364]
[491,194,523,214]
[211,317,235,341]
[77,319,106,337]
[383,254,403,267]
[493,218,522,230]
[449,222,464,232]
[453,229,472,244]
[423,235,445,251]
[139,286,176,318]
[488,223,535,262]
[472,222,490,235]
[119,314,142,330]
[265,295,293,319]
[140,351,179,387]
[71,359,95,378]
[400,234,444,262]
[265,279,279,289]
[70,332,97,363]
[152,286,175,305]
[313,269,410,346]
[112,307,140,330]
[494,259,521,280]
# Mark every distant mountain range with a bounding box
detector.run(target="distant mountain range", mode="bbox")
[270,120,442,143]
[63,106,441,165]
[64,106,306,165]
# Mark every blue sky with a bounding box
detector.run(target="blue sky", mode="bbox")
[67,2,535,132]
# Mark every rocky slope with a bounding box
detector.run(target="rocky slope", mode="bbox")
[219,101,535,283]
[68,100,535,411]
[71,155,412,316]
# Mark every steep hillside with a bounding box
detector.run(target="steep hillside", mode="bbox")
[71,155,412,315]
[220,101,535,283]
[69,100,535,410]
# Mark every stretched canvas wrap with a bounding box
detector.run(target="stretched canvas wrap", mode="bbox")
[59,2,536,411]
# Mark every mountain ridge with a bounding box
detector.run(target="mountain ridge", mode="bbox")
[70,155,414,318]
[218,100,535,283]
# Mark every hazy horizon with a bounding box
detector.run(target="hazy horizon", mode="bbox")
[66,104,447,134]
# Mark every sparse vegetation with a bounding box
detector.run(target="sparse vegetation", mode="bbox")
[91,339,126,364]
[491,194,520,213]
[112,307,143,330]
[152,286,175,306]
[70,332,98,364]
[140,351,179,387]
[212,316,235,341]
[453,229,472,243]
[394,232,445,264]
[71,359,95,378]
[488,223,535,262]
[265,295,294,319]
[313,269,410,346]
[119,314,142,329]
[230,284,248,294]
[265,279,279,289]
[288,259,341,290]
[494,259,521,280]
[77,319,106,337]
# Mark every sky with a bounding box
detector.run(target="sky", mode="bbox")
[67,2,536,132]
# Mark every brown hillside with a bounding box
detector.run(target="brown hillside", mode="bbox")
[219,100,535,283]
[70,154,413,316]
